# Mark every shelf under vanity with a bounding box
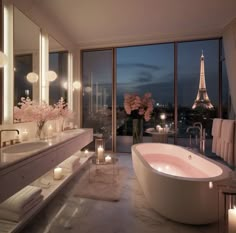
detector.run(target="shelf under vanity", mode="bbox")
[0,129,94,233]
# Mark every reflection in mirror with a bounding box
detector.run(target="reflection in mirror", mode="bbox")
[14,7,40,106]
[49,36,68,105]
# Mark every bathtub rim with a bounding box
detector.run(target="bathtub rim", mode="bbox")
[132,143,231,182]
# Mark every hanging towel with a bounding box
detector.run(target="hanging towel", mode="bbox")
[58,155,80,173]
[220,120,235,166]
[211,118,222,155]
[0,195,43,222]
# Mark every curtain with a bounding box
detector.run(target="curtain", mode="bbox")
[223,19,236,119]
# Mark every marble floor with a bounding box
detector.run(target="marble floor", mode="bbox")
[22,154,218,233]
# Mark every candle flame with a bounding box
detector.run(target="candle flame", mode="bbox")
[209,181,213,189]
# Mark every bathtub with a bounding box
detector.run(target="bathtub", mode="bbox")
[132,143,231,225]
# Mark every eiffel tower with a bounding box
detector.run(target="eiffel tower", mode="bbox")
[192,51,214,109]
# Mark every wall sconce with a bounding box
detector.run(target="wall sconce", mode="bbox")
[0,51,8,68]
[72,81,81,90]
[26,72,39,83]
[46,70,57,82]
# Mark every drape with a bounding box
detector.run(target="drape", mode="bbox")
[223,18,236,119]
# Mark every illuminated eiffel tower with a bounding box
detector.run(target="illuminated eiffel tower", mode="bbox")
[192,51,214,109]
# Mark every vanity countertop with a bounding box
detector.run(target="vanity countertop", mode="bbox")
[0,128,93,171]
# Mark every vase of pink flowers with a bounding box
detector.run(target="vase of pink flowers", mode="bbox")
[124,93,154,144]
[14,97,66,139]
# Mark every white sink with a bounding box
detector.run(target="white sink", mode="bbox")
[2,141,48,156]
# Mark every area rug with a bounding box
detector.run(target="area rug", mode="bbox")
[73,164,127,202]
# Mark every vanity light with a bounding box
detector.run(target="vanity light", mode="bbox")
[46,70,57,82]
[72,81,81,90]
[0,51,8,68]
[26,72,39,83]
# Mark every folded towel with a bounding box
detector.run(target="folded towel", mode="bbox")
[0,195,43,222]
[0,186,42,213]
[58,155,80,172]
[211,118,222,155]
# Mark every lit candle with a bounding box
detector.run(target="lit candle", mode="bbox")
[105,155,112,163]
[85,149,88,154]
[21,129,28,141]
[47,124,53,138]
[228,207,236,233]
[209,181,213,189]
[53,167,63,180]
[97,146,104,162]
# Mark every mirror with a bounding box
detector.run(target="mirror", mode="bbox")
[48,36,68,105]
[13,7,40,106]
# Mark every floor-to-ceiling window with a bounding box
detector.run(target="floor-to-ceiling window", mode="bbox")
[116,44,174,152]
[82,49,113,151]
[81,38,229,154]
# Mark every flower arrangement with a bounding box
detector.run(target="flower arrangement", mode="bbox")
[14,97,73,138]
[14,97,59,123]
[124,93,154,121]
[54,97,74,120]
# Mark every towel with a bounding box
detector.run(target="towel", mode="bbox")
[211,118,222,155]
[0,186,42,213]
[220,120,235,165]
[58,155,80,173]
[0,195,43,222]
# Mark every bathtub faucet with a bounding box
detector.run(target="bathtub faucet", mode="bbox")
[186,124,205,154]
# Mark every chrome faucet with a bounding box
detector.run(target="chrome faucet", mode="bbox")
[186,124,205,154]
[0,129,20,148]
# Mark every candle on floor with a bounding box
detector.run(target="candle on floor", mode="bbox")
[21,129,28,141]
[208,181,213,189]
[105,155,112,163]
[47,124,53,138]
[53,167,63,180]
[229,207,236,233]
[97,146,104,162]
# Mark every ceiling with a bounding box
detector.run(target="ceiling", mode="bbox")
[24,0,236,48]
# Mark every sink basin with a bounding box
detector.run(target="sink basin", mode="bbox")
[2,141,48,156]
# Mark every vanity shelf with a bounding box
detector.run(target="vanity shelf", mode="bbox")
[0,151,94,233]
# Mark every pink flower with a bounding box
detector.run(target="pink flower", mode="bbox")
[123,93,154,122]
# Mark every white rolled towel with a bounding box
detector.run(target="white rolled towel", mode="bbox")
[58,155,80,172]
[0,195,43,222]
[0,186,42,213]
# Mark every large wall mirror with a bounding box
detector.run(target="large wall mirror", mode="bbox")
[49,36,68,105]
[13,7,40,106]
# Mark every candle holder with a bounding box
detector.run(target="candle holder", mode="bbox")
[95,137,105,162]
[218,183,236,233]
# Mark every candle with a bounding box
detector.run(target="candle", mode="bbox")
[208,181,213,189]
[97,146,104,162]
[47,125,53,138]
[21,129,28,141]
[228,207,236,233]
[105,155,112,163]
[53,167,63,180]
[85,149,88,154]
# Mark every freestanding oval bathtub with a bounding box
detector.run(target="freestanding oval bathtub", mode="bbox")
[132,143,231,225]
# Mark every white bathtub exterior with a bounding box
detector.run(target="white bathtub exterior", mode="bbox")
[132,143,231,225]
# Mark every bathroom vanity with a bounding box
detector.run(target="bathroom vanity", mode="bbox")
[0,128,93,233]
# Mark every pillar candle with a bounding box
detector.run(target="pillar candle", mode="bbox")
[105,155,112,163]
[53,167,63,180]
[97,146,104,162]
[228,207,236,233]
[21,130,29,141]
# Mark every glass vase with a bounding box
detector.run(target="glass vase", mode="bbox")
[132,118,143,144]
[36,121,46,140]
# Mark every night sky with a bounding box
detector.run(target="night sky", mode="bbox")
[83,39,228,109]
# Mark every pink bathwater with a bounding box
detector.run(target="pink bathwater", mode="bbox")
[142,154,209,178]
